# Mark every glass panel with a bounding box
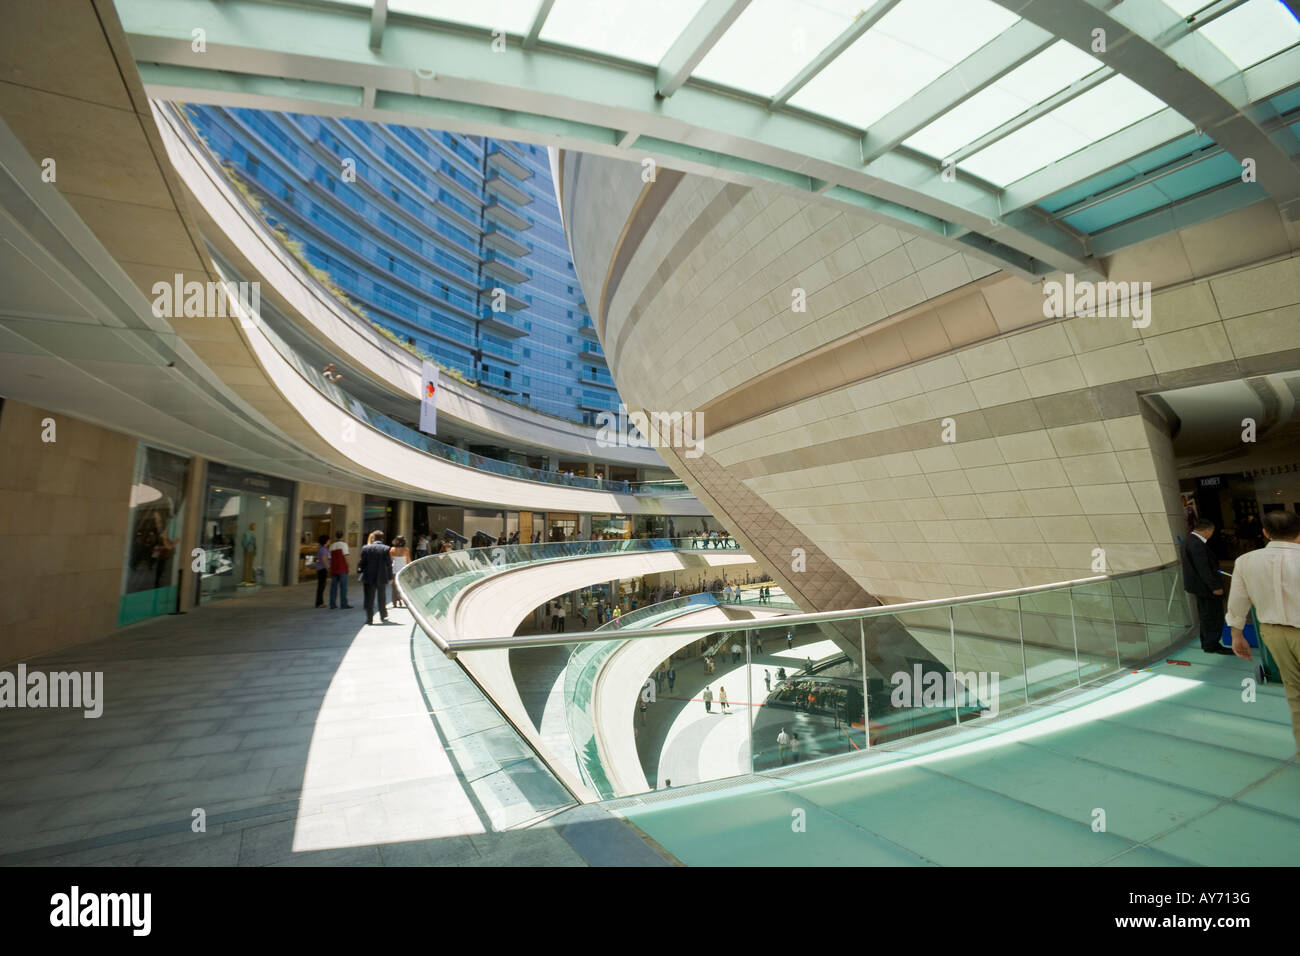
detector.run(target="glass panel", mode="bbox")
[1018,589,1081,701]
[952,595,1024,719]
[540,0,709,65]
[1072,579,1120,678]
[119,446,190,626]
[904,40,1100,159]
[1177,0,1300,71]
[747,620,868,767]
[788,0,1019,129]
[692,0,865,97]
[389,0,543,33]
[962,76,1175,186]
[1112,576,1152,667]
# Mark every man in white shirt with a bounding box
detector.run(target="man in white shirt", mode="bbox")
[1227,509,1300,758]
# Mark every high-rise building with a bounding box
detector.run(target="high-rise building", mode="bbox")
[185,106,619,424]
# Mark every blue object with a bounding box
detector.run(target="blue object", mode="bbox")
[1222,620,1258,648]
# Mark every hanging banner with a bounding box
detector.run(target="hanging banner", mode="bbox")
[419,361,439,435]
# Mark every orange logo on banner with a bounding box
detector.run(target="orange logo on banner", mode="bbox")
[426,382,435,399]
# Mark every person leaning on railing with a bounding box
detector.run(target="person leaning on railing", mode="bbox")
[1226,508,1300,760]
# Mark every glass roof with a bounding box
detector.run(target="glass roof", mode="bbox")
[540,0,709,65]
[904,41,1101,160]
[961,76,1176,186]
[692,0,866,97]
[388,0,542,34]
[289,0,1300,249]
[786,0,1020,128]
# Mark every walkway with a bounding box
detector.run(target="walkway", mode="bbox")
[611,646,1300,866]
[0,584,669,866]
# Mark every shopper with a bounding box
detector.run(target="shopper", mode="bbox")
[1183,519,1232,654]
[311,534,330,608]
[764,669,771,692]
[667,666,676,693]
[555,602,566,633]
[786,629,794,650]
[1227,509,1300,757]
[719,686,730,714]
[415,534,430,559]
[790,733,801,763]
[329,531,352,609]
[358,530,393,625]
[731,640,742,664]
[702,686,714,713]
[389,535,410,608]
[777,727,790,765]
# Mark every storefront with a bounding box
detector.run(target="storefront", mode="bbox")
[199,464,294,602]
[298,500,336,583]
[118,445,191,625]
[1181,464,1300,562]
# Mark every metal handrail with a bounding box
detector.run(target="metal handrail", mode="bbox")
[398,539,1180,657]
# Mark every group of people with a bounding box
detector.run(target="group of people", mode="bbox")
[310,529,410,625]
[1183,510,1300,755]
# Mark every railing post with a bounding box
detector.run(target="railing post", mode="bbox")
[1069,588,1081,686]
[860,617,871,752]
[1017,595,1030,705]
[1109,578,1122,669]
[745,629,755,775]
[949,605,959,726]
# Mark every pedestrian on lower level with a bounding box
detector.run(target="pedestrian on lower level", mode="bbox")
[764,669,771,692]
[777,728,790,765]
[312,534,330,608]
[556,603,566,633]
[719,686,730,714]
[667,667,676,692]
[790,733,801,763]
[731,641,742,664]
[786,629,793,650]
[702,686,713,714]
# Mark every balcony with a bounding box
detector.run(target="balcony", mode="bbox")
[484,197,531,232]
[483,223,531,257]
[578,394,619,413]
[484,170,532,206]
[481,250,531,285]
[486,142,531,180]
[476,308,528,339]
[578,317,599,340]
[578,342,607,365]
[481,282,529,313]
[579,369,616,388]
[477,369,519,394]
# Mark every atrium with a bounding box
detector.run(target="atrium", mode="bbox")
[0,0,1298,885]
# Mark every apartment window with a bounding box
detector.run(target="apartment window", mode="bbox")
[387,254,396,272]
[566,335,572,344]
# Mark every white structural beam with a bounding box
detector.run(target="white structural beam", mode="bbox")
[768,0,903,109]
[656,0,750,98]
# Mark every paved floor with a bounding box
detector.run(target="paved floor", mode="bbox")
[613,646,1300,866]
[0,584,669,866]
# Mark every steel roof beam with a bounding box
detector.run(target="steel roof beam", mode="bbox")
[522,0,554,51]
[656,0,750,98]
[368,0,387,52]
[768,0,903,109]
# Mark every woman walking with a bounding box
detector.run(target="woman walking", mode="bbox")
[389,535,411,608]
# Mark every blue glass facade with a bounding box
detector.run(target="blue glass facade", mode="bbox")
[185,106,620,424]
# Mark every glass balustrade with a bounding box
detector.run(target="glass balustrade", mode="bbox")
[397,547,1192,802]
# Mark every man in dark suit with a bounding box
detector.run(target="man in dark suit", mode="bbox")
[1182,519,1231,654]
[358,530,394,625]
